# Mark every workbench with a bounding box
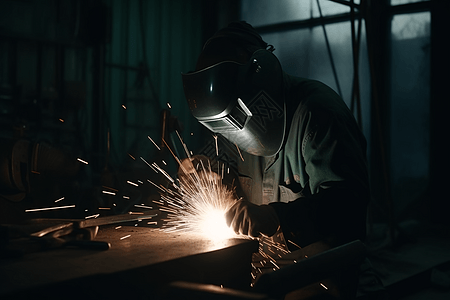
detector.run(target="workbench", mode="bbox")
[0,226,259,299]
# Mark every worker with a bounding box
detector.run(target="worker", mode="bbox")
[182,21,368,249]
[182,21,384,299]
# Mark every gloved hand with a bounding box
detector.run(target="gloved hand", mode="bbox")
[225,199,280,237]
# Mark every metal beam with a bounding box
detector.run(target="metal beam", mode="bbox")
[255,12,360,34]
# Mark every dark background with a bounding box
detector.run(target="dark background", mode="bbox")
[0,1,449,298]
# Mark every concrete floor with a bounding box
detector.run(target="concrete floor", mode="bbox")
[366,221,450,300]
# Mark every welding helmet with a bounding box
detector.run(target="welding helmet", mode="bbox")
[182,49,285,157]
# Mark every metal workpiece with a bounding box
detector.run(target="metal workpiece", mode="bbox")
[0,226,258,300]
[253,240,366,299]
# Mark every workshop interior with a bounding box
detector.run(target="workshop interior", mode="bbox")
[1,0,449,299]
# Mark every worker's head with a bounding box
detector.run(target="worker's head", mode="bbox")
[182,21,286,157]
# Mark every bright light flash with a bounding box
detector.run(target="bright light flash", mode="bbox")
[157,153,239,242]
[198,207,236,241]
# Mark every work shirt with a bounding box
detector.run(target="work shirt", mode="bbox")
[219,74,370,249]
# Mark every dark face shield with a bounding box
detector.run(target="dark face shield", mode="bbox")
[182,50,285,157]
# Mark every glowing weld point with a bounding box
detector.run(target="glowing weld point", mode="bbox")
[120,235,131,240]
[198,208,236,241]
[77,158,89,165]
[320,283,328,290]
[127,180,138,187]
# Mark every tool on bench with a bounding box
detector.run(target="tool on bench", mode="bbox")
[0,210,159,258]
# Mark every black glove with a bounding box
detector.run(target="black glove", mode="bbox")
[225,199,280,237]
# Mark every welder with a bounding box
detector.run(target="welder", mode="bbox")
[182,21,382,298]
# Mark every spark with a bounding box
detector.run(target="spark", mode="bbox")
[123,195,130,199]
[77,158,89,165]
[102,186,118,192]
[127,180,139,187]
[152,145,238,242]
[166,102,172,108]
[148,136,161,151]
[141,157,158,173]
[122,104,127,109]
[85,214,100,219]
[148,180,166,193]
[213,134,219,156]
[320,283,328,290]
[235,143,245,161]
[128,211,144,215]
[288,239,302,249]
[115,226,122,229]
[25,204,75,212]
[120,234,131,240]
[134,204,153,209]
[102,190,116,195]
[59,118,64,123]
[147,221,157,225]
[98,207,111,210]
[152,162,174,183]
[128,153,135,160]
[143,129,293,279]
[54,197,64,202]
[175,130,191,161]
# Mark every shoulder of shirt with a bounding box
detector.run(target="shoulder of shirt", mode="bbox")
[283,73,349,117]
